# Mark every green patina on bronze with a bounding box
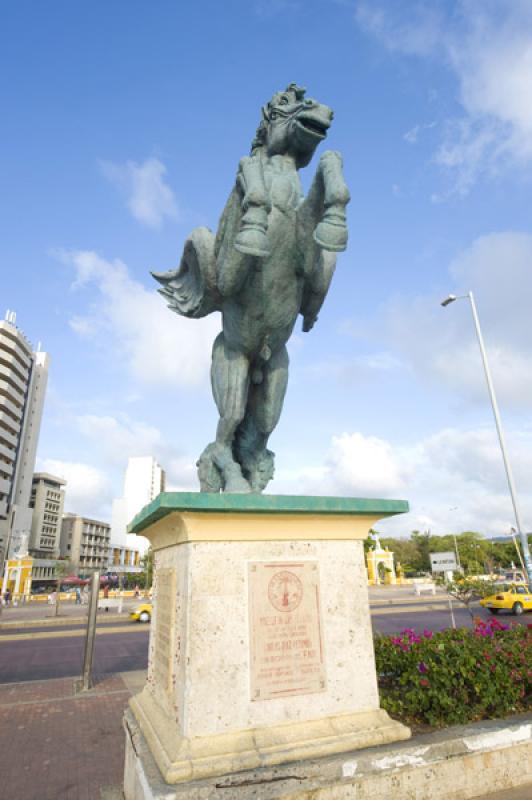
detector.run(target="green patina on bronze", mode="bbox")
[129,493,409,534]
[153,83,350,495]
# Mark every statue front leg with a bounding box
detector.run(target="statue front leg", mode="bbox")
[234,156,271,258]
[313,150,350,253]
[296,153,350,333]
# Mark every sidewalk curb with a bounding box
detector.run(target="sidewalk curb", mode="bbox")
[0,612,128,630]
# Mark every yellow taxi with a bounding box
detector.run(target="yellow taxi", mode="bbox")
[479,584,532,616]
[130,602,153,622]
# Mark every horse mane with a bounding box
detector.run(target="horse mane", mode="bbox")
[250,83,306,155]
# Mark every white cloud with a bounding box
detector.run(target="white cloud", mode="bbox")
[323,432,408,496]
[355,2,444,57]
[382,231,532,408]
[403,121,436,145]
[356,1,532,193]
[37,458,113,519]
[275,425,532,537]
[73,412,200,492]
[100,157,179,228]
[379,425,532,537]
[300,351,403,384]
[75,414,164,466]
[58,249,219,387]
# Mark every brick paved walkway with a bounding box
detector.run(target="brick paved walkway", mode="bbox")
[0,669,529,800]
[0,671,144,800]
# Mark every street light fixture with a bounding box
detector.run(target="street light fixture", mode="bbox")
[441,290,532,587]
[441,294,458,307]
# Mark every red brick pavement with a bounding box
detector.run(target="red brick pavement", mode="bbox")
[0,673,133,800]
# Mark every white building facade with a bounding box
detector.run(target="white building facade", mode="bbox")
[111,456,165,555]
[0,311,49,568]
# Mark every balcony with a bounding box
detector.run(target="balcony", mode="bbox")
[0,426,17,449]
[0,441,15,463]
[0,393,23,421]
[0,411,21,438]
[0,352,29,385]
[0,377,24,405]
[0,459,14,477]
[0,363,26,394]
[0,331,32,369]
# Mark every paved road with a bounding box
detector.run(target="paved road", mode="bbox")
[0,600,528,684]
[371,600,531,635]
[0,622,149,683]
[372,601,483,634]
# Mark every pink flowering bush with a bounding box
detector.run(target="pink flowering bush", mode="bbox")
[374,619,531,726]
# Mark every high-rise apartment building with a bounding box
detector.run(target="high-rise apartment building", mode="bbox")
[111,456,166,554]
[60,513,111,574]
[0,311,49,567]
[29,473,66,558]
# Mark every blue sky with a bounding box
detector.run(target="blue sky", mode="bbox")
[3,0,532,537]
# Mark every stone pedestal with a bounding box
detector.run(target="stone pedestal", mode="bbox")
[124,493,410,793]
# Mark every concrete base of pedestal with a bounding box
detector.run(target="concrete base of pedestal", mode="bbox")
[124,493,410,788]
[128,692,409,784]
[123,708,532,800]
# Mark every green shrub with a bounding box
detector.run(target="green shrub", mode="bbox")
[374,619,531,727]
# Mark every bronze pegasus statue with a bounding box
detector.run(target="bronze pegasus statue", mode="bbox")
[153,83,350,493]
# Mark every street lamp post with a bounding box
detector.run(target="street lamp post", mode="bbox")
[441,291,532,587]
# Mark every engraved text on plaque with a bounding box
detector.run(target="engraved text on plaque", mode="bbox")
[248,561,326,701]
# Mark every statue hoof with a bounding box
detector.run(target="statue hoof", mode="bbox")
[313,218,347,252]
[234,229,270,258]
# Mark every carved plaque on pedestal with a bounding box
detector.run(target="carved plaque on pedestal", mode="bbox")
[153,567,176,695]
[248,560,326,701]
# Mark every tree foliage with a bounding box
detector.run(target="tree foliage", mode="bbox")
[365,529,528,576]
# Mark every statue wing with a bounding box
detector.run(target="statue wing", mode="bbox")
[299,250,337,332]
[152,227,221,318]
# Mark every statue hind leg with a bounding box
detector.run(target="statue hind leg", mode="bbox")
[197,332,252,493]
[234,345,289,491]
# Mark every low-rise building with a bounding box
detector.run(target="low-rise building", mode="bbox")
[108,543,142,576]
[29,473,66,558]
[31,557,59,584]
[60,513,110,575]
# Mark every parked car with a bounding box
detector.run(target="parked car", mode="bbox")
[130,602,152,623]
[479,584,532,615]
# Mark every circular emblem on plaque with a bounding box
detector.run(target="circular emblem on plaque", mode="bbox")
[268,570,303,612]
